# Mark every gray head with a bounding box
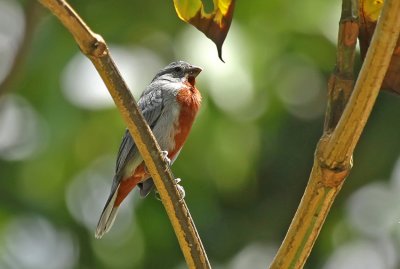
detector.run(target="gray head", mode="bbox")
[152,61,202,86]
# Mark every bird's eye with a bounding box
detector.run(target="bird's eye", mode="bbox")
[174,67,183,72]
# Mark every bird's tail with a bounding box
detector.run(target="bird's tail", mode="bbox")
[95,184,120,239]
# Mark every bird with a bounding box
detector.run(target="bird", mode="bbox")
[95,61,202,238]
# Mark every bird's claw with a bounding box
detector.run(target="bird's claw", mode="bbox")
[161,150,171,166]
[155,190,161,201]
[174,178,185,200]
[148,151,170,176]
[154,178,185,201]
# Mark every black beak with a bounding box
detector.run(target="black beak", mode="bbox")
[188,65,202,77]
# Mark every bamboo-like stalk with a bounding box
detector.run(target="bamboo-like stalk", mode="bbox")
[269,0,400,268]
[38,1,211,268]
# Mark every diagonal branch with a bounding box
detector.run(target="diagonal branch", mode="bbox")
[269,0,400,268]
[37,1,211,268]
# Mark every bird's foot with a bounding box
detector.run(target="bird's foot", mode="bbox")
[154,178,185,201]
[144,151,170,175]
[161,150,171,166]
[155,190,161,201]
[174,178,185,200]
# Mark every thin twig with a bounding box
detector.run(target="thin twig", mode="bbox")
[269,0,400,268]
[324,0,358,133]
[37,1,211,268]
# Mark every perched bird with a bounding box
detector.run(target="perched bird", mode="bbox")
[95,61,202,238]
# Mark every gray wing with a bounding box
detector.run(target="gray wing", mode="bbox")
[115,87,164,177]
[98,87,164,229]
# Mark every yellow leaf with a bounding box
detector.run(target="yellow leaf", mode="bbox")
[362,0,384,21]
[174,0,203,21]
[173,0,236,62]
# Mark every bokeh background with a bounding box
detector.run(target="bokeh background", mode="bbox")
[1,0,400,268]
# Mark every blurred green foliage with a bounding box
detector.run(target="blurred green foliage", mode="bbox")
[0,0,400,268]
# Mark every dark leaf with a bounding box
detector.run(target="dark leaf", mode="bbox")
[173,0,236,62]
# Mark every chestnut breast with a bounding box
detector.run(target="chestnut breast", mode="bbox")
[169,84,201,158]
